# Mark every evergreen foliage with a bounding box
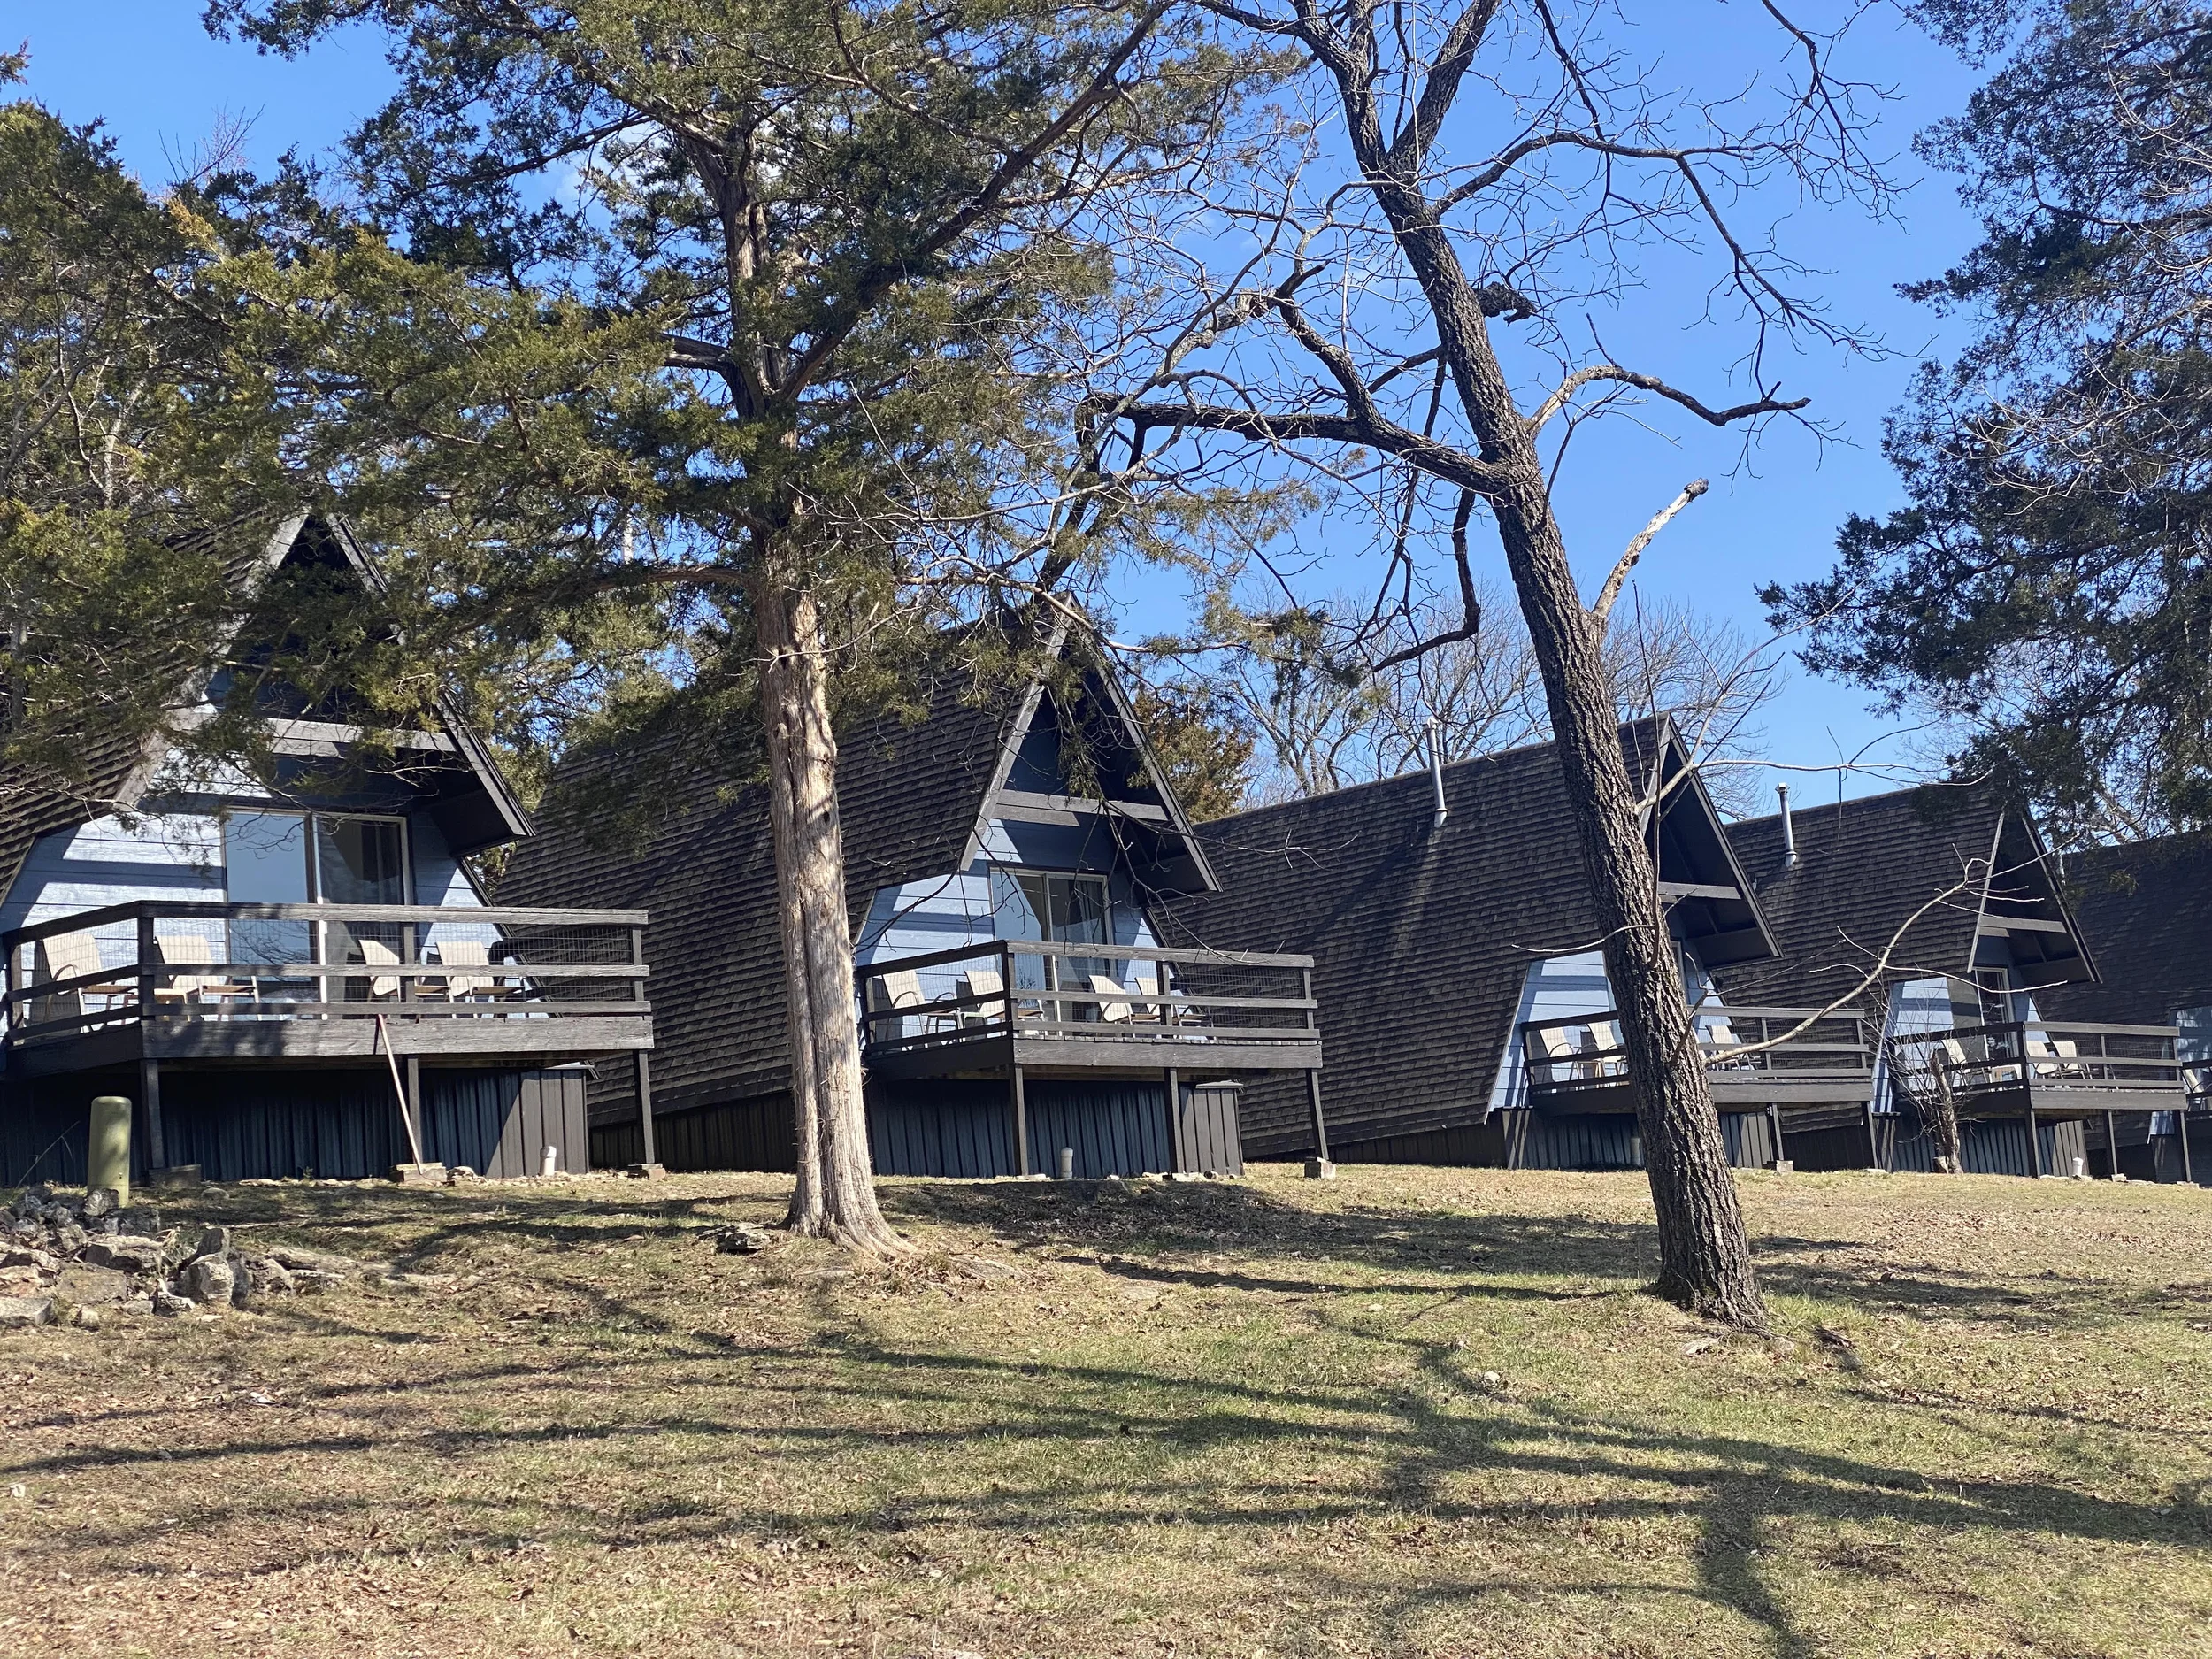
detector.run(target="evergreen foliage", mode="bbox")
[1769,0,2212,840]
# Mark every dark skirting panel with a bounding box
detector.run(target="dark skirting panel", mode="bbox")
[4,1066,593,1186]
[1890,1116,2088,1178]
[163,1069,411,1182]
[871,1079,1020,1179]
[1718,1110,1778,1171]
[421,1069,590,1178]
[1334,1119,1509,1167]
[603,1091,795,1174]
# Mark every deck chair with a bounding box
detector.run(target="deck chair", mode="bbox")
[1701,1017,1750,1071]
[1592,1019,1627,1077]
[426,937,501,1002]
[961,967,1009,1026]
[34,931,128,1020]
[355,936,403,1001]
[1088,972,1135,1024]
[869,968,956,1036]
[1534,1025,1586,1083]
[2025,1029,2085,1079]
[153,933,247,1007]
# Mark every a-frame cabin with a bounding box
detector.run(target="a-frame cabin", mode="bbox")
[501,634,1322,1177]
[1718,784,2186,1179]
[1158,719,1848,1171]
[0,514,653,1187]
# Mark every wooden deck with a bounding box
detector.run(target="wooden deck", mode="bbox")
[1519,1005,1878,1118]
[4,900,654,1077]
[1888,1020,2189,1122]
[857,940,1324,1081]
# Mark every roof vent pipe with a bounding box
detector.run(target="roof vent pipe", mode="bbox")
[1778,781,1799,870]
[1428,717,1449,832]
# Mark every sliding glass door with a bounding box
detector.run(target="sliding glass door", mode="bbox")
[220,812,408,1001]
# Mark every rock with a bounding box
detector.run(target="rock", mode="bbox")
[953,1255,1018,1284]
[193,1225,232,1260]
[707,1225,772,1256]
[0,1248,56,1272]
[81,1235,164,1274]
[182,1256,236,1307]
[1682,1337,1720,1357]
[53,1264,134,1307]
[4,1219,39,1245]
[151,1290,194,1317]
[72,1305,101,1331]
[445,1166,483,1186]
[265,1246,360,1278]
[0,1296,53,1327]
[114,1207,161,1235]
[626,1163,668,1182]
[79,1188,117,1222]
[50,1221,85,1258]
[1473,1371,1507,1395]
[288,1270,345,1294]
[239,1256,296,1301]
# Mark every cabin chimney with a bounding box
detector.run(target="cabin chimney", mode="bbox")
[1428,717,1448,831]
[1778,782,1799,870]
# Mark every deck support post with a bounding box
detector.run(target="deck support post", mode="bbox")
[1165,1067,1183,1174]
[1862,1101,1880,1170]
[635,1051,657,1167]
[2180,1106,2197,1186]
[1766,1103,1786,1169]
[2024,1101,2042,1177]
[2103,1110,2119,1179]
[1009,1063,1028,1178]
[403,1055,423,1164]
[138,1056,165,1174]
[1300,966,1333,1177]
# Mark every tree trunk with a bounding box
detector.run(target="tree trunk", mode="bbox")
[756,579,905,1254]
[1352,147,1770,1331]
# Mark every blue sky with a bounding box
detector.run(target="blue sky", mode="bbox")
[12,2,1993,808]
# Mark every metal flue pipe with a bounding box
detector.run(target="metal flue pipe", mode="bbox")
[1778,782,1799,869]
[1428,717,1448,831]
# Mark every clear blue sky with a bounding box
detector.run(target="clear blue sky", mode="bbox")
[12,3,1992,809]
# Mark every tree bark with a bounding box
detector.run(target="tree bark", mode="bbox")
[756,578,905,1254]
[1333,89,1770,1331]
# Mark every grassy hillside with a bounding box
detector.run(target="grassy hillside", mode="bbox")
[4,1164,2209,1657]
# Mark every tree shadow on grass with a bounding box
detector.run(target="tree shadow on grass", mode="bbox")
[8,1174,2208,1655]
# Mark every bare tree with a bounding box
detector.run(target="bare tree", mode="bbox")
[1092,0,1895,1327]
[1215,582,1776,809]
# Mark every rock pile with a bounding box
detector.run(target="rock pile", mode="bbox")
[0,1186,363,1329]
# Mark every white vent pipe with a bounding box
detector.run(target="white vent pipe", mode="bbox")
[1428,718,1448,831]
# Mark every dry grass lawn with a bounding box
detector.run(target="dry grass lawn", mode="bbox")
[3,1163,2210,1658]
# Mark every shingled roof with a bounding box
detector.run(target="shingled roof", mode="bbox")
[499,636,1214,1120]
[0,513,526,900]
[1713,783,2091,1011]
[2038,833,2212,1025]
[1157,720,1768,1158]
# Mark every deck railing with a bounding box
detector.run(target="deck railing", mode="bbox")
[1886,1019,2185,1106]
[1519,1004,1877,1102]
[3,899,649,1048]
[856,938,1319,1058]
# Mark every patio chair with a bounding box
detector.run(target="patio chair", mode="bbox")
[1533,1025,1586,1084]
[961,967,1009,1027]
[1591,1019,1627,1077]
[356,936,403,1001]
[1088,973,1135,1024]
[1702,1017,1750,1070]
[153,933,249,1008]
[2025,1029,2086,1079]
[425,937,503,1002]
[33,931,130,1021]
[869,968,957,1037]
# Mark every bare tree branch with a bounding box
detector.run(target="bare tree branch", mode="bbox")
[1592,479,1708,626]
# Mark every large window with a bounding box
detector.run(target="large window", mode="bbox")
[1011,871,1113,1019]
[221,812,409,991]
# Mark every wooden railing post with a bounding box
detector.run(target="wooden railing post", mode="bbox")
[136,911,157,1025]
[1302,965,1332,1168]
[399,918,417,1010]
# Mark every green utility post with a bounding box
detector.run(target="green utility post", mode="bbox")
[88,1095,131,1208]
